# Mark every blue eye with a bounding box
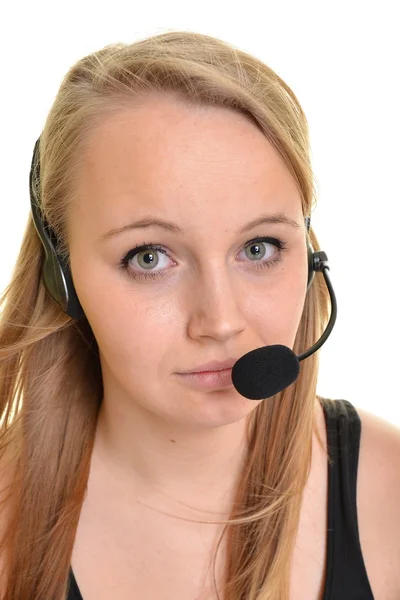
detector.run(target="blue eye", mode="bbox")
[119,236,288,281]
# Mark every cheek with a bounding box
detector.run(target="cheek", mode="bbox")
[282,273,308,340]
[77,279,179,378]
[247,291,306,348]
[242,260,308,342]
[71,250,177,362]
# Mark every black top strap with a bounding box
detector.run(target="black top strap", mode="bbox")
[321,398,374,599]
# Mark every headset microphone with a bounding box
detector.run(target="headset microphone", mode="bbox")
[231,253,337,400]
[29,137,337,401]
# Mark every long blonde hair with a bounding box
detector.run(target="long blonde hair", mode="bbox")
[0,30,332,599]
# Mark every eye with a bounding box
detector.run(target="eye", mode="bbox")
[119,236,288,281]
[239,238,282,266]
[119,242,171,281]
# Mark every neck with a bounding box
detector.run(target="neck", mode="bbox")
[91,391,250,518]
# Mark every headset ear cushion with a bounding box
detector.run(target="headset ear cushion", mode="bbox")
[41,249,69,313]
[307,241,315,291]
[57,254,85,320]
[41,248,85,320]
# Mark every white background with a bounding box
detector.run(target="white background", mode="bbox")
[1,1,399,425]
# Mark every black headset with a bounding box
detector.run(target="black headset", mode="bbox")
[29,136,327,323]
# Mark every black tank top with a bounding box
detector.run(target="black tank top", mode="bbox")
[66,399,375,599]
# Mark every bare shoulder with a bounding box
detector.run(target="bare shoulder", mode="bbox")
[355,406,400,599]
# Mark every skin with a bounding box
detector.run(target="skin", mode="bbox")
[68,93,309,516]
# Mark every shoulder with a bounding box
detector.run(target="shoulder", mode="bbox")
[355,405,400,599]
[356,405,400,506]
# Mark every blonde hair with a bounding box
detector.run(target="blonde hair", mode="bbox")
[0,30,332,599]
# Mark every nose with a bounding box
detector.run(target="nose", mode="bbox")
[186,267,247,342]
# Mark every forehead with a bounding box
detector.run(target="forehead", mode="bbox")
[71,96,303,237]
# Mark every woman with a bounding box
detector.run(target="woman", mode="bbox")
[0,30,399,600]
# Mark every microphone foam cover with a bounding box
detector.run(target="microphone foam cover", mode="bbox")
[231,344,300,400]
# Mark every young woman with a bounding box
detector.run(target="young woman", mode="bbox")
[0,30,399,600]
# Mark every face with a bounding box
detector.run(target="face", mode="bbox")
[68,94,308,430]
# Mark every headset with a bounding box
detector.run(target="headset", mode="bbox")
[29,136,327,324]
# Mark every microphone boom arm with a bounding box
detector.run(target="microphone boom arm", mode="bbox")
[298,251,337,362]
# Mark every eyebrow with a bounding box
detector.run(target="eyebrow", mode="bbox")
[99,212,301,241]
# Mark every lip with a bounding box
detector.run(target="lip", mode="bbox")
[177,368,234,390]
[180,358,238,374]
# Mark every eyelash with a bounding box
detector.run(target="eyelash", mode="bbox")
[119,235,288,281]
